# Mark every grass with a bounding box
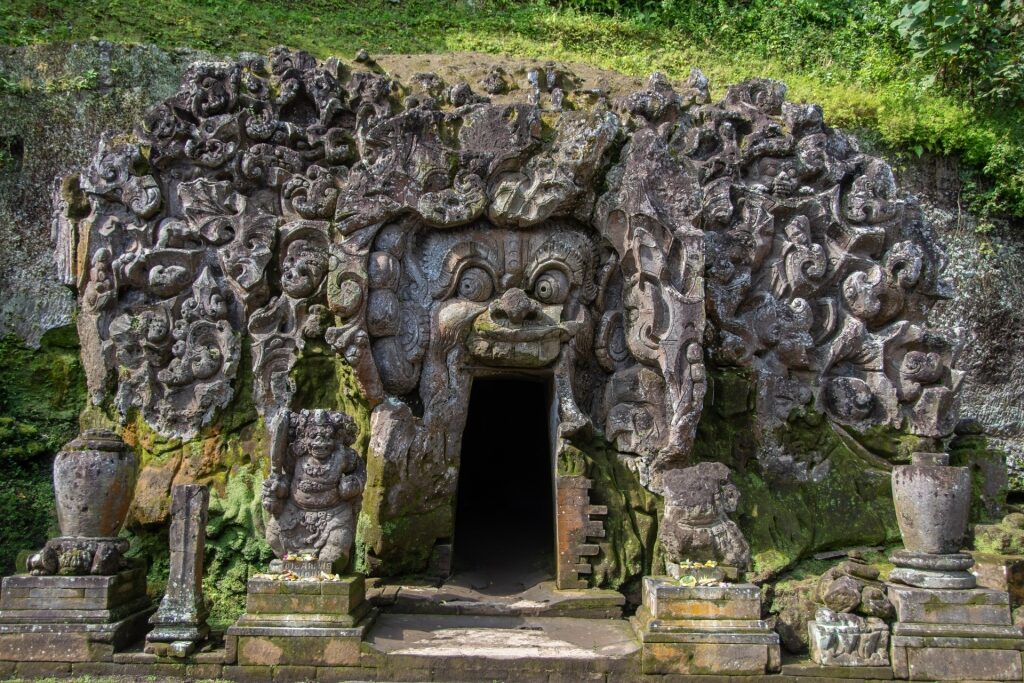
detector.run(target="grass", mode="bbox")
[0,0,1022,221]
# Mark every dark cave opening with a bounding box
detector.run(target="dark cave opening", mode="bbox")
[452,376,556,586]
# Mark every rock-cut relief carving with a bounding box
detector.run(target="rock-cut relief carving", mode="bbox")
[59,47,961,578]
[262,409,367,571]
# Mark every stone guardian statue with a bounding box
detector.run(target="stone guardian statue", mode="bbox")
[261,409,366,572]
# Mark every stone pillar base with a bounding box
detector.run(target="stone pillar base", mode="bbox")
[226,573,375,667]
[888,582,1024,680]
[631,576,780,675]
[0,568,154,662]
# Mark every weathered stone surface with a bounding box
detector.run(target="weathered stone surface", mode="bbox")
[26,430,136,576]
[146,483,210,655]
[642,578,761,622]
[658,462,750,571]
[262,409,366,571]
[49,43,963,587]
[245,575,365,616]
[808,608,889,667]
[972,552,1024,607]
[892,453,972,556]
[236,631,362,667]
[635,575,779,675]
[888,584,1011,626]
[902,646,1023,681]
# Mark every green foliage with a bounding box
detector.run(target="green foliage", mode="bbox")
[1,0,1022,220]
[0,327,87,573]
[893,0,1024,104]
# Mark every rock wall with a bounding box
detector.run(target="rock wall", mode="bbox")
[0,42,1015,622]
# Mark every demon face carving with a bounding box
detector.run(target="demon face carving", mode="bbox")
[411,221,597,371]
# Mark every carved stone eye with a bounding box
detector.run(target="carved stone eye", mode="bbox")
[457,267,493,302]
[534,270,569,304]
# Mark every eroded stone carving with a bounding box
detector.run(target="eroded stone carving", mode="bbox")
[60,47,961,578]
[808,607,890,667]
[658,462,751,575]
[262,409,366,571]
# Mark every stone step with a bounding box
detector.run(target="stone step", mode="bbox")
[364,613,640,677]
[370,578,625,618]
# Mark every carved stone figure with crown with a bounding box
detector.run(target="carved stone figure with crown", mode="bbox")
[261,409,366,572]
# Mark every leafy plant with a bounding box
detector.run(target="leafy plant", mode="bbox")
[893,0,1024,104]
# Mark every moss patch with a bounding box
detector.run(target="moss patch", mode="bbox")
[693,368,901,582]
[0,325,86,574]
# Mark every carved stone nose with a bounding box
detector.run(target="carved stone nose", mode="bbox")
[489,288,540,325]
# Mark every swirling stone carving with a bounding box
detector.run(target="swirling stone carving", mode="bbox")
[60,47,959,574]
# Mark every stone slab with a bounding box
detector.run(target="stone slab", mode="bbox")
[0,568,147,614]
[902,645,1023,680]
[887,583,1011,625]
[367,612,640,665]
[782,660,893,679]
[236,632,362,667]
[0,567,145,591]
[640,640,775,675]
[642,576,761,621]
[371,576,625,618]
[889,567,976,589]
[892,622,1024,641]
[0,603,155,661]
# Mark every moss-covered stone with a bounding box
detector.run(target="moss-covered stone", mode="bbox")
[0,326,86,574]
[569,434,662,598]
[949,432,1008,522]
[692,367,901,582]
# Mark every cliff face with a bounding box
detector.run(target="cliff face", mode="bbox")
[0,42,1017,622]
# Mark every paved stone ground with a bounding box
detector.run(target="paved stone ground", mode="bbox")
[367,613,640,661]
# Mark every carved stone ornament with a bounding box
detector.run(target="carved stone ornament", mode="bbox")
[262,409,366,571]
[658,462,751,573]
[59,48,962,574]
[809,607,890,667]
[28,429,136,575]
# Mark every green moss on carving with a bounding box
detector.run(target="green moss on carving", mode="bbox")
[0,326,86,574]
[568,435,662,596]
[692,367,902,581]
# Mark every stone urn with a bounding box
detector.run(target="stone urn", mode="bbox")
[28,429,137,575]
[891,452,970,554]
[54,429,136,537]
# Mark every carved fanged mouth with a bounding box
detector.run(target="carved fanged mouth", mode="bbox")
[465,317,575,367]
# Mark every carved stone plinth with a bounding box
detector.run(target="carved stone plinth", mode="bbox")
[631,577,780,675]
[888,583,1024,680]
[145,484,210,657]
[226,574,374,667]
[0,568,154,662]
[808,608,889,667]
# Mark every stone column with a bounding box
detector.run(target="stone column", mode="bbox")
[145,484,210,657]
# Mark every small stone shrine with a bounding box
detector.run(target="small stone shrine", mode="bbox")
[2,44,1021,681]
[887,452,1024,681]
[226,408,373,669]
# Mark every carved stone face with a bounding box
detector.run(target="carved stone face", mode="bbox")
[421,221,596,368]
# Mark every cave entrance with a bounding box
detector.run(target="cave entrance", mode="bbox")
[452,375,556,590]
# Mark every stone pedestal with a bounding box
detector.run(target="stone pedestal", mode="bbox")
[888,583,1024,680]
[631,576,780,675]
[0,568,154,662]
[226,572,374,667]
[145,484,210,657]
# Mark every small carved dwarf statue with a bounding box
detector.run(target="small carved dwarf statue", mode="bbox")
[658,461,751,574]
[261,409,366,571]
